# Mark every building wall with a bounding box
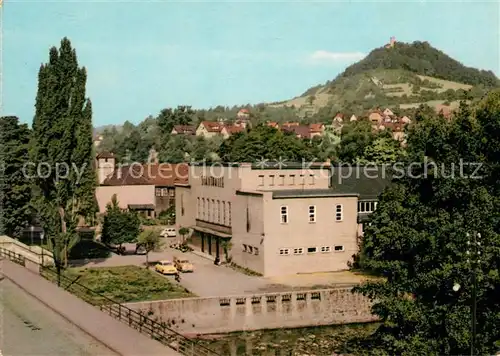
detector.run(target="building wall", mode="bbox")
[125,288,376,334]
[262,195,359,277]
[231,194,265,274]
[239,165,330,192]
[195,124,218,139]
[95,185,155,213]
[96,157,115,184]
[155,186,176,213]
[175,186,195,231]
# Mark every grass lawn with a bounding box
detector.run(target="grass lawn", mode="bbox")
[42,265,195,304]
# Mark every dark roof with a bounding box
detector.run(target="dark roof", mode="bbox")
[330,165,393,200]
[101,163,189,187]
[172,125,196,134]
[272,189,358,199]
[96,151,114,159]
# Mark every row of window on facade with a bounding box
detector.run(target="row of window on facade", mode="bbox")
[279,245,345,255]
[280,205,343,224]
[196,197,232,226]
[242,244,259,255]
[201,176,224,188]
[155,188,175,197]
[258,174,315,186]
[358,201,377,213]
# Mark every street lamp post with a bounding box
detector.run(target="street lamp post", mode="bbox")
[466,232,481,356]
[30,225,34,246]
[40,231,45,266]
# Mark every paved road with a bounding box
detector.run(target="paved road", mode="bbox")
[0,278,117,356]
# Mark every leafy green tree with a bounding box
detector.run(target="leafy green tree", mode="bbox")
[218,125,314,162]
[157,105,195,136]
[0,116,32,237]
[137,229,163,267]
[30,38,96,281]
[351,92,500,355]
[359,135,404,164]
[178,227,189,244]
[101,195,141,249]
[337,120,376,163]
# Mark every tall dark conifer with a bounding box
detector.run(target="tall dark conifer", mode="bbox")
[31,37,96,274]
[0,116,32,237]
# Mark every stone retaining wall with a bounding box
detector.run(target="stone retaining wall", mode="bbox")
[124,288,377,334]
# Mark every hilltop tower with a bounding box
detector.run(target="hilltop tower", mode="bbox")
[385,36,396,49]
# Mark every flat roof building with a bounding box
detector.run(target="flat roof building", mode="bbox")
[175,162,376,277]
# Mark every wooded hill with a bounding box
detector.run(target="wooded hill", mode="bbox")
[271,41,499,117]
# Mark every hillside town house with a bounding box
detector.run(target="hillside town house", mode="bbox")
[171,125,196,135]
[175,161,389,277]
[95,150,188,218]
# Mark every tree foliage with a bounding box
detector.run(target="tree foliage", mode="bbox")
[30,37,97,270]
[101,194,141,247]
[352,91,500,355]
[137,229,163,267]
[218,125,315,162]
[0,116,32,237]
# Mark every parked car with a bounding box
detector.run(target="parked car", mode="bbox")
[154,260,178,275]
[174,257,194,272]
[135,244,146,255]
[160,228,176,238]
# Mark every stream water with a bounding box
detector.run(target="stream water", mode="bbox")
[195,322,379,356]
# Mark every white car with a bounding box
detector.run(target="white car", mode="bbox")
[160,228,176,238]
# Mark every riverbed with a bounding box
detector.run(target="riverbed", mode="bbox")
[195,322,379,355]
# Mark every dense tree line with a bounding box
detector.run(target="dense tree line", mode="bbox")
[349,92,500,355]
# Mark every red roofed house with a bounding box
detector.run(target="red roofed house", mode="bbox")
[95,152,189,218]
[171,125,196,135]
[236,108,250,119]
[196,121,225,138]
[267,122,279,129]
[281,124,311,139]
[221,125,245,139]
[309,123,325,138]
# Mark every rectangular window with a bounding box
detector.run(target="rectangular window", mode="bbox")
[197,198,200,218]
[202,198,206,219]
[155,188,161,197]
[293,247,303,255]
[269,175,275,186]
[374,201,378,210]
[169,189,175,197]
[307,247,317,254]
[217,200,221,223]
[289,175,295,185]
[308,205,316,223]
[254,247,259,255]
[299,174,305,185]
[280,206,288,224]
[207,199,211,221]
[335,204,343,221]
[309,174,315,185]
[222,201,226,225]
[279,248,290,255]
[162,188,168,197]
[279,175,285,185]
[228,202,232,225]
[320,246,331,253]
[334,245,345,252]
[211,199,215,222]
[258,175,264,186]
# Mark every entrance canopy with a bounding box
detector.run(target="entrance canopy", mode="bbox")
[193,226,231,239]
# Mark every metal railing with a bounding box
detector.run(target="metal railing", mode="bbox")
[1,247,219,356]
[0,247,26,266]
